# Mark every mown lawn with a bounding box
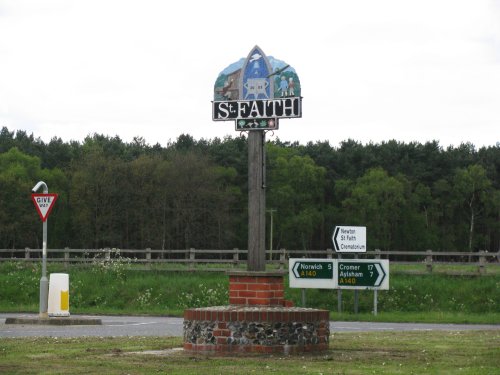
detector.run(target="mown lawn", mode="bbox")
[1,331,499,374]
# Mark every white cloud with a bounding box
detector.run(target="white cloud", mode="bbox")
[0,0,498,147]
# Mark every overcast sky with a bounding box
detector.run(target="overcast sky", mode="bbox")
[0,0,499,148]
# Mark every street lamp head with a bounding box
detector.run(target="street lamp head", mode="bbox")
[32,181,48,193]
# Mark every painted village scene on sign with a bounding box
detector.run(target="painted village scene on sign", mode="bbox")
[213,46,302,130]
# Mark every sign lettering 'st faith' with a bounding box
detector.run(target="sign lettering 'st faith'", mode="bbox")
[31,193,58,222]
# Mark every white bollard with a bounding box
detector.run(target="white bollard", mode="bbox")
[47,273,70,317]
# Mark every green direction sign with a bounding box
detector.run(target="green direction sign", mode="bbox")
[289,258,335,289]
[337,260,389,290]
[292,261,333,279]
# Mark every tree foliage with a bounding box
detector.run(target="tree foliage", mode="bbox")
[0,126,498,252]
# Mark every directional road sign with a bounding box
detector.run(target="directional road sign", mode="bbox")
[289,259,335,289]
[289,258,390,290]
[337,259,389,290]
[333,226,366,252]
[31,193,58,222]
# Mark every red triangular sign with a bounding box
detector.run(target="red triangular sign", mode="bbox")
[31,193,58,222]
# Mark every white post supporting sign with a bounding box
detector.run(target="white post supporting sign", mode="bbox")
[31,181,58,318]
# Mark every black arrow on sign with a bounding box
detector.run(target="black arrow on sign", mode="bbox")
[333,227,340,251]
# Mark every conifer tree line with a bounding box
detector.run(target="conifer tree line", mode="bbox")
[0,126,498,253]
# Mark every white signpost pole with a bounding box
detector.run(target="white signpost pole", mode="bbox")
[354,253,359,314]
[32,181,49,318]
[337,253,342,313]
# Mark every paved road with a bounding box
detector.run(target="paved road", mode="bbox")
[1,313,498,338]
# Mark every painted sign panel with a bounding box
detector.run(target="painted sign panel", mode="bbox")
[213,45,302,130]
[236,118,279,130]
[241,47,273,100]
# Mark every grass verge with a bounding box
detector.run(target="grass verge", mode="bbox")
[0,331,499,374]
[1,261,499,324]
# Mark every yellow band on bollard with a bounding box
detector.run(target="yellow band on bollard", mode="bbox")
[60,290,69,311]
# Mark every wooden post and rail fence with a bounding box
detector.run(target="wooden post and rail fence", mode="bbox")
[0,248,498,275]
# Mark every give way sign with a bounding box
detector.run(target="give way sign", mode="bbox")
[31,194,58,222]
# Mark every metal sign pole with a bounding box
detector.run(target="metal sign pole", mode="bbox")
[32,181,49,318]
[337,253,342,313]
[40,219,48,318]
[354,253,359,314]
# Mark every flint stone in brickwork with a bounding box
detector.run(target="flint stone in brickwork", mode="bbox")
[183,306,330,353]
[184,319,329,347]
[184,320,217,344]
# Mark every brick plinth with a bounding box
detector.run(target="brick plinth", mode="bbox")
[183,306,330,355]
[228,271,293,307]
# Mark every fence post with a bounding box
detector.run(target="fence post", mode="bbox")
[279,248,286,270]
[190,248,195,270]
[374,249,381,260]
[426,250,433,273]
[233,248,239,268]
[326,248,333,259]
[64,247,70,270]
[478,250,486,275]
[25,247,30,260]
[105,248,111,261]
[146,248,151,270]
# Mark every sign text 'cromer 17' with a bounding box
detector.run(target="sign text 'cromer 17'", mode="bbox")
[333,226,366,253]
[212,45,302,131]
[337,260,389,290]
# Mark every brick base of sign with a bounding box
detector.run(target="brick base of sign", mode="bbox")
[183,272,329,354]
[227,271,293,307]
[183,306,330,354]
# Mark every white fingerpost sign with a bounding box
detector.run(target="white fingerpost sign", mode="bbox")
[332,226,366,253]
